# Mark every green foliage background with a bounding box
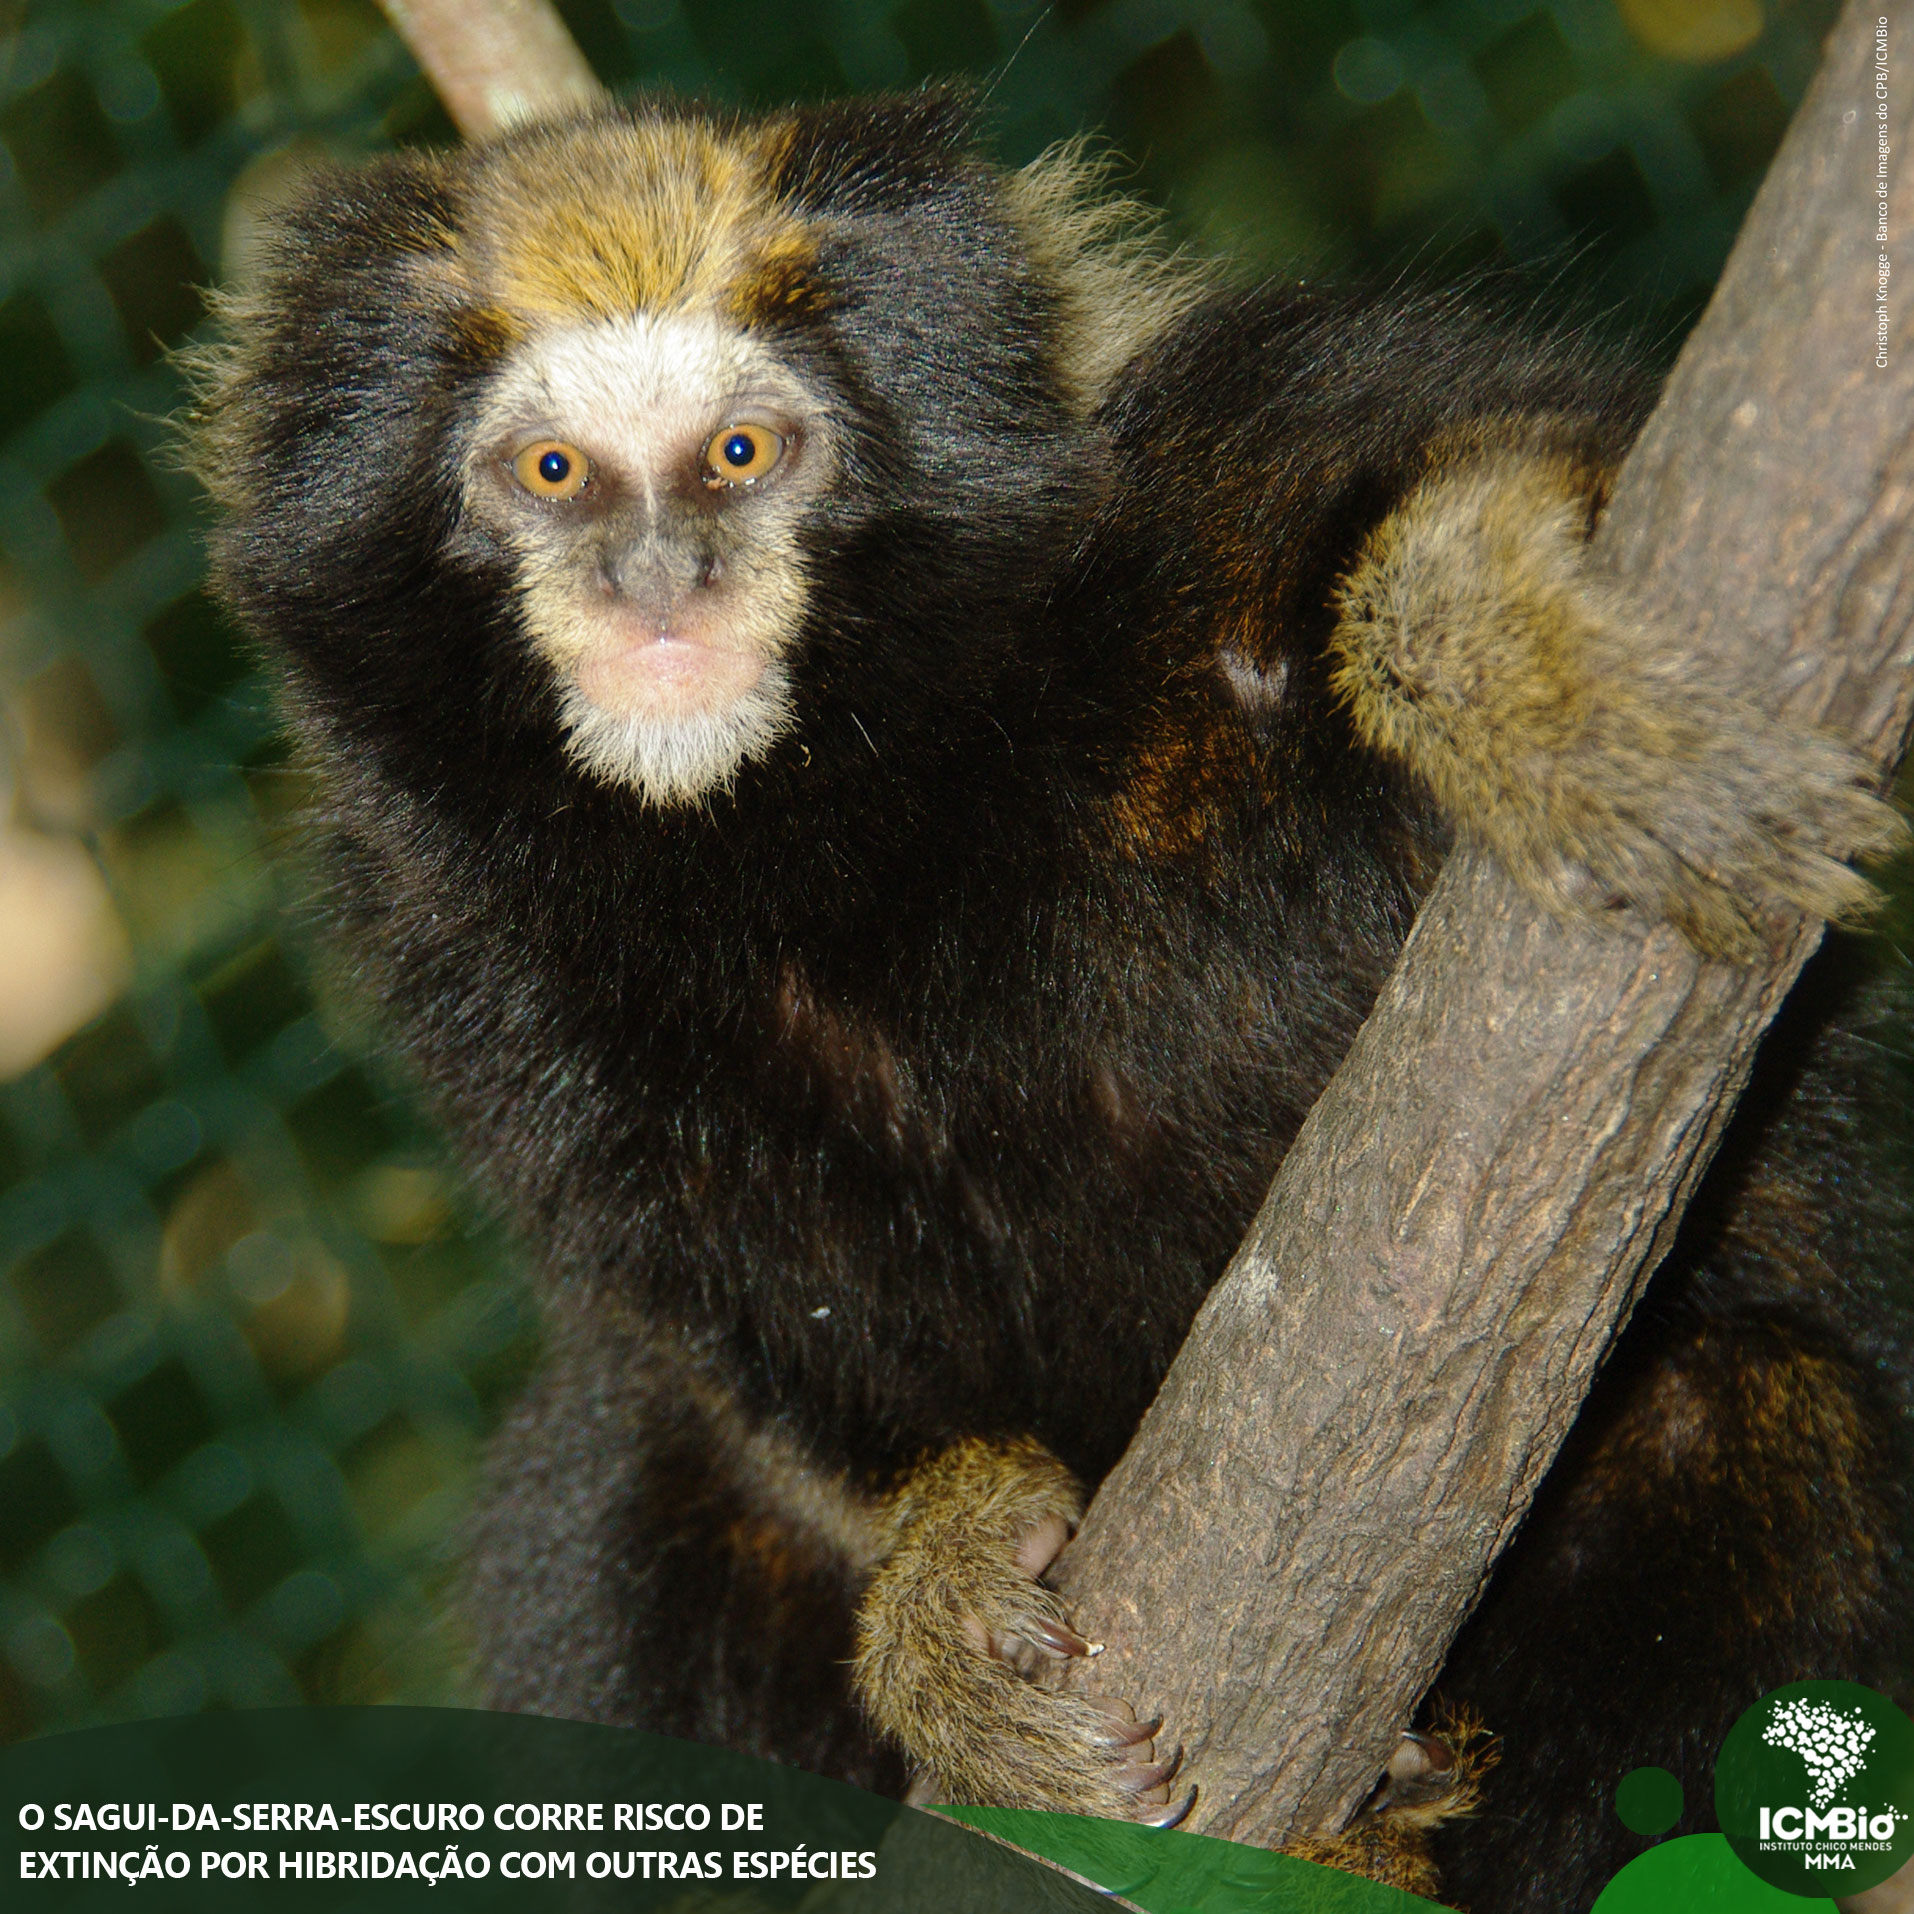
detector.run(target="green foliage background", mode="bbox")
[0,0,1857,1743]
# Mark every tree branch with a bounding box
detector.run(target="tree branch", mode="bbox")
[376,0,604,139]
[1049,0,1914,1846]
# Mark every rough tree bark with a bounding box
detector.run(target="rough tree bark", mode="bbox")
[369,0,1914,1866]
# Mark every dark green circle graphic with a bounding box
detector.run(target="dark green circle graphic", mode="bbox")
[1615,1767,1684,1836]
[1715,1681,1914,1896]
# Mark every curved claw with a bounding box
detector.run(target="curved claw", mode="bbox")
[1392,1729,1455,1777]
[1092,1711,1163,1749]
[1026,1615,1092,1659]
[1116,1742,1185,1799]
[1372,1728,1461,1811]
[1140,1786,1197,1830]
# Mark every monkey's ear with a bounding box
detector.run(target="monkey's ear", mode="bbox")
[181,149,469,512]
[771,86,983,215]
[261,150,461,284]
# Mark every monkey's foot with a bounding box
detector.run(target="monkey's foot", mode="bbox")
[853,1436,1189,1821]
[1331,453,1908,961]
[1287,1711,1495,1899]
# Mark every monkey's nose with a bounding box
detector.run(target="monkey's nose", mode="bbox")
[598,537,715,609]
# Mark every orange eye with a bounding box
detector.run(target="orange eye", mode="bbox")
[511,440,591,499]
[704,424,784,486]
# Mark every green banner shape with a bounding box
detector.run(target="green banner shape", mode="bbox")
[1590,1834,1839,1912]
[940,1805,1445,1911]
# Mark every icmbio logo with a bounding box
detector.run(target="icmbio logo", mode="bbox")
[1716,1681,1914,1896]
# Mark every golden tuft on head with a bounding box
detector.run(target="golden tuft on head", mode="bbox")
[456,110,819,328]
[1003,139,1214,414]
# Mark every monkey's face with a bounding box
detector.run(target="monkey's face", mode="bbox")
[461,310,836,808]
[197,97,1134,821]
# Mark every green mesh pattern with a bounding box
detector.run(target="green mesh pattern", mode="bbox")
[0,0,1846,1743]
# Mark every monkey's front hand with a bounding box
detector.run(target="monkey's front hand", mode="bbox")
[851,1437,1184,1819]
[1329,453,1907,961]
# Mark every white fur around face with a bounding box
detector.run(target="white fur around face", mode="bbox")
[464,312,833,806]
[471,311,825,505]
[552,658,798,808]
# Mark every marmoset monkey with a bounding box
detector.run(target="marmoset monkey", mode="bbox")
[190,93,1913,1912]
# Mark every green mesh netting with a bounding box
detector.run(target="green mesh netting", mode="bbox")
[0,0,1846,1743]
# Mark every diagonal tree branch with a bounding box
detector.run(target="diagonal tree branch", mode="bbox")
[1049,0,1914,1846]
[376,0,604,138]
